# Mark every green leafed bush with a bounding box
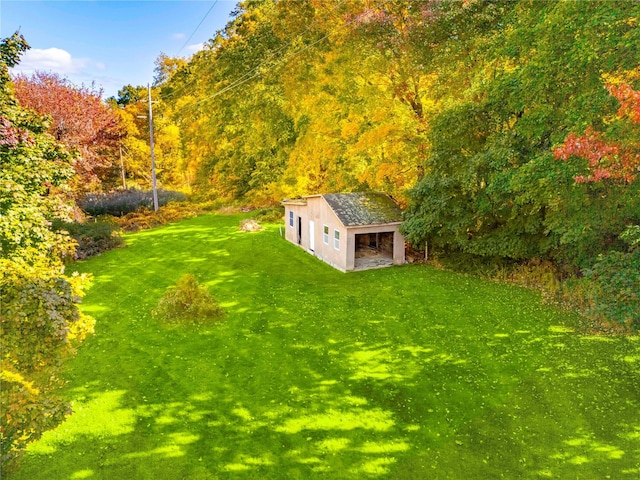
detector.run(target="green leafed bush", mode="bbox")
[0,260,95,374]
[52,219,124,260]
[562,226,640,332]
[583,250,640,329]
[253,206,284,223]
[152,274,224,325]
[0,368,70,466]
[0,260,95,466]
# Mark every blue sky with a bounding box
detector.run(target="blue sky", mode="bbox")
[0,0,238,98]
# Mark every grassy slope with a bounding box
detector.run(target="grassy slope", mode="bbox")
[10,214,640,479]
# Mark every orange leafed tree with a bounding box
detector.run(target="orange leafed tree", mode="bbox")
[13,72,121,192]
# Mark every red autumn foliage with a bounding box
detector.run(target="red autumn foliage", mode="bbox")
[554,81,640,184]
[0,115,32,146]
[608,82,640,125]
[13,72,122,191]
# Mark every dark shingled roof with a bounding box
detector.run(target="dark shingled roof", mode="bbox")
[323,192,403,226]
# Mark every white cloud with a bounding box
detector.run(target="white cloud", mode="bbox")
[9,47,121,97]
[10,47,90,75]
[186,43,205,54]
[172,33,186,40]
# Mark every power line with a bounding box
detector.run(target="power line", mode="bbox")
[173,0,388,113]
[153,0,222,103]
[160,0,347,104]
[176,0,219,57]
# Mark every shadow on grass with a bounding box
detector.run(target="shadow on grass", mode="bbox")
[15,368,413,477]
[10,214,640,479]
[15,327,639,479]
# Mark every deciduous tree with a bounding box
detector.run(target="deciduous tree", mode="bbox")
[13,72,121,193]
[403,0,640,265]
[0,33,94,468]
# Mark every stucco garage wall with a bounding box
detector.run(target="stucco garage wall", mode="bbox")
[284,197,349,271]
[306,196,348,271]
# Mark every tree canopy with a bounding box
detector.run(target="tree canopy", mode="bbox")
[149,0,639,270]
[13,72,122,193]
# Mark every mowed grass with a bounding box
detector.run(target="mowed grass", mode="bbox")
[10,213,640,479]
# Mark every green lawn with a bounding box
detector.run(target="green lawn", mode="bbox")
[10,213,640,479]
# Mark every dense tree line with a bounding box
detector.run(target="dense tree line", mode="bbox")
[156,1,640,254]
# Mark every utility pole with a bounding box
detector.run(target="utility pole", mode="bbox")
[119,143,127,189]
[147,83,159,212]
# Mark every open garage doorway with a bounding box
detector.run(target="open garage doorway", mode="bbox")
[354,232,394,270]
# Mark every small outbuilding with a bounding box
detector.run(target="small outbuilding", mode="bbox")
[282,192,405,272]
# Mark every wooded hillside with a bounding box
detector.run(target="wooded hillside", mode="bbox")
[149,0,640,269]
